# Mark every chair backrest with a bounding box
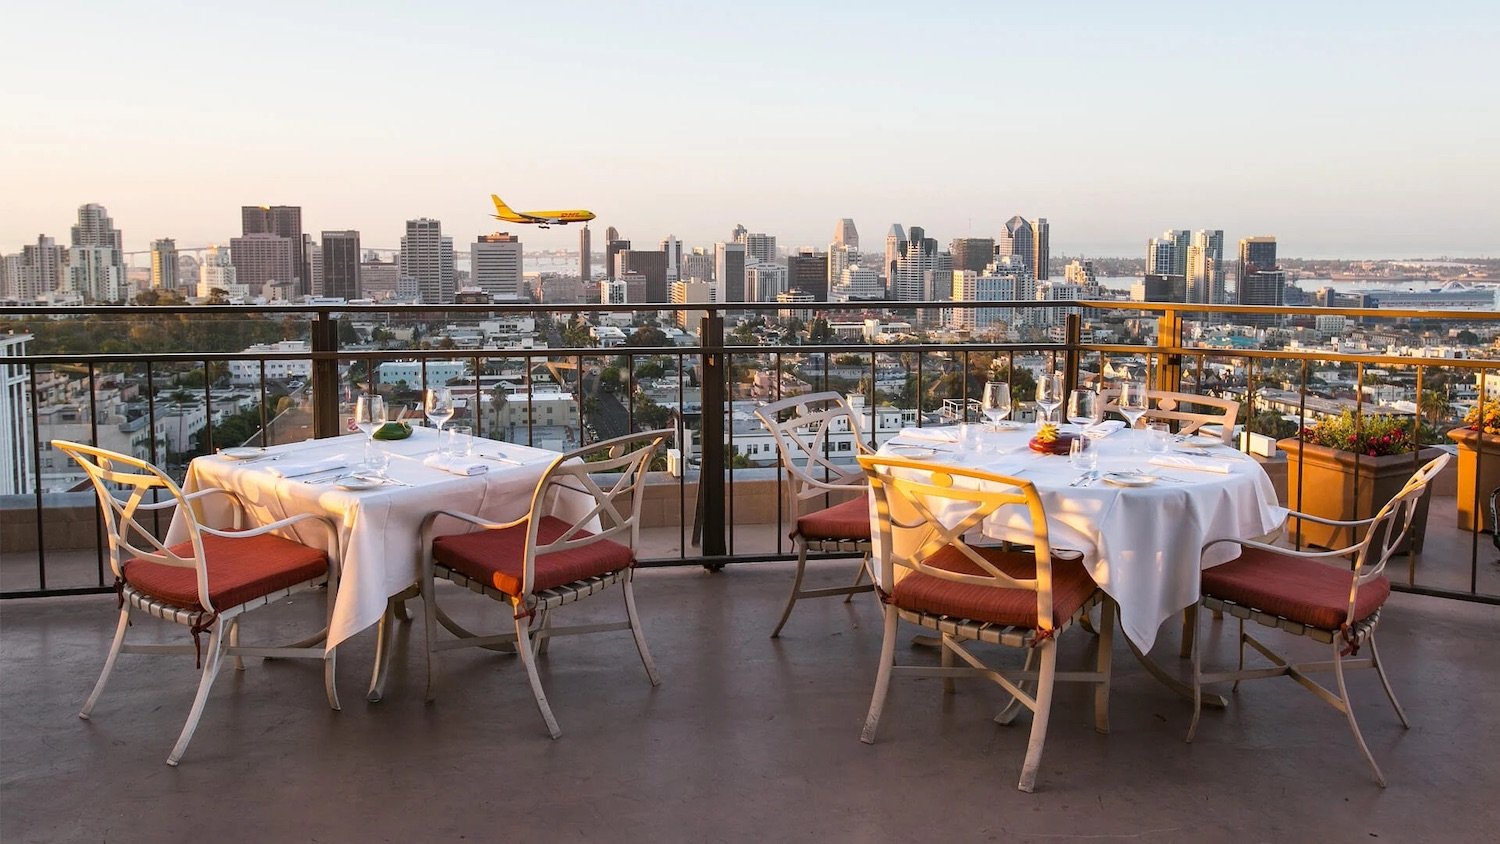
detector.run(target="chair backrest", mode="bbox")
[857,454,1061,634]
[753,392,869,509]
[1098,388,1240,443]
[519,429,669,595]
[1351,453,1450,587]
[51,440,215,611]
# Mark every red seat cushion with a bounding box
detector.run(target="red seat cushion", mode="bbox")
[891,545,1098,629]
[432,515,635,596]
[1200,546,1389,631]
[795,496,872,542]
[122,532,328,612]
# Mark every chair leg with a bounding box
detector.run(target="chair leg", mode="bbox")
[1368,633,1410,729]
[1017,640,1058,793]
[844,560,866,603]
[770,542,810,638]
[995,647,1036,726]
[1186,602,1204,743]
[1332,640,1388,787]
[535,608,552,656]
[420,573,440,704]
[622,575,660,686]
[167,618,226,766]
[1232,618,1246,693]
[1093,599,1115,735]
[941,634,955,695]
[229,618,244,671]
[368,601,397,704]
[860,608,899,744]
[79,607,130,720]
[514,615,562,739]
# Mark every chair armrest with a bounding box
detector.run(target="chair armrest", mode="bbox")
[1203,535,1361,562]
[422,509,528,533]
[1283,508,1380,528]
[200,511,336,540]
[135,487,242,511]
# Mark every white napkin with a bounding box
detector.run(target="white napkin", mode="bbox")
[266,457,348,478]
[1083,420,1126,439]
[895,427,959,444]
[422,453,490,476]
[1148,455,1232,474]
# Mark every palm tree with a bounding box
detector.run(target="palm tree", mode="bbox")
[1419,389,1452,426]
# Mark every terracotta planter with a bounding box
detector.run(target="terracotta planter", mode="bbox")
[1447,428,1500,533]
[1277,438,1443,553]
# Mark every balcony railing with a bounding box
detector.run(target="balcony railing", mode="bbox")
[3,299,1497,604]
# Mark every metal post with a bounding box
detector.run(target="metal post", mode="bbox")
[1063,313,1082,396]
[311,311,341,439]
[698,310,727,564]
[1155,308,1183,392]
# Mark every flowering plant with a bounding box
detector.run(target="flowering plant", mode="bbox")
[1463,399,1500,435]
[1298,410,1415,457]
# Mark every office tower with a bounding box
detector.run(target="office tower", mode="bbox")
[321,230,361,300]
[746,263,788,302]
[671,279,715,330]
[1238,235,1284,325]
[617,248,668,301]
[400,218,456,304]
[1186,229,1225,305]
[1147,229,1191,277]
[473,232,524,301]
[605,236,629,281]
[1032,218,1050,280]
[241,205,306,295]
[197,245,241,298]
[68,204,125,301]
[1238,236,1278,293]
[950,238,996,274]
[359,258,399,300]
[827,243,858,292]
[786,250,829,301]
[660,234,682,281]
[149,238,179,291]
[229,233,294,296]
[304,237,324,296]
[1136,274,1188,303]
[833,218,859,250]
[1035,279,1084,328]
[714,241,746,302]
[579,226,592,281]
[890,234,936,302]
[999,216,1034,276]
[949,263,1027,331]
[605,226,619,244]
[831,266,883,302]
[681,247,713,283]
[884,224,908,284]
[731,223,747,244]
[7,235,67,301]
[744,232,776,264]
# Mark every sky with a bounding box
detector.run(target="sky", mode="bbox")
[2,0,1497,261]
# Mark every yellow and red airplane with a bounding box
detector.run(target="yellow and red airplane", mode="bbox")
[490,194,596,228]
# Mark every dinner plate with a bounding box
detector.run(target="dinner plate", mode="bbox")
[219,447,266,460]
[887,445,938,460]
[1173,438,1216,449]
[335,476,385,491]
[1102,472,1156,487]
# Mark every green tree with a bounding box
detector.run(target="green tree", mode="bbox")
[1455,329,1480,345]
[1418,389,1452,426]
[626,325,669,347]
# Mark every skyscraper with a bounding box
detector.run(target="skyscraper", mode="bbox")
[828,243,858,292]
[72,204,123,254]
[660,235,681,281]
[786,250,830,301]
[400,218,456,304]
[617,248,668,301]
[950,238,996,274]
[1032,218,1050,281]
[746,262,788,302]
[681,247,713,283]
[731,224,747,244]
[885,224,907,285]
[1238,236,1278,291]
[1186,229,1225,305]
[744,232,776,264]
[241,205,306,295]
[473,232,524,301]
[890,234,936,302]
[69,204,125,301]
[1000,216,1034,274]
[606,235,629,281]
[7,235,66,301]
[150,238,179,292]
[1147,229,1192,276]
[197,245,240,298]
[714,242,746,302]
[833,218,859,250]
[1237,236,1282,323]
[579,226,592,281]
[321,230,361,300]
[230,233,295,295]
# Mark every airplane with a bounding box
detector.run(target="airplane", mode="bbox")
[490,194,596,228]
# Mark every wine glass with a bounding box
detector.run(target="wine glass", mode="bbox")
[1117,381,1150,431]
[1035,372,1063,425]
[981,382,1012,431]
[424,387,454,441]
[353,394,387,471]
[1067,389,1099,432]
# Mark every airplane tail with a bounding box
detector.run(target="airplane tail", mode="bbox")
[491,194,517,219]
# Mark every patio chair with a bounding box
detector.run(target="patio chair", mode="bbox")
[856,454,1113,793]
[419,429,669,738]
[753,392,876,637]
[1186,453,1450,787]
[1098,388,1240,444]
[54,440,340,766]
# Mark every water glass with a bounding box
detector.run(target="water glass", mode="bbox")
[1069,436,1098,473]
[1146,422,1172,455]
[445,425,473,458]
[354,394,387,470]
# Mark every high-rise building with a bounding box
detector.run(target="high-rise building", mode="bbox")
[400,218,456,304]
[605,236,630,281]
[890,233,936,302]
[1147,229,1191,277]
[616,249,668,301]
[321,230,361,300]
[714,242,746,302]
[660,235,681,281]
[150,238,179,292]
[670,279,716,330]
[1032,218,1050,280]
[949,262,1028,331]
[1238,236,1278,293]
[1,333,35,495]
[833,218,859,250]
[999,216,1034,276]
[746,263,788,302]
[6,235,67,302]
[242,205,306,295]
[229,233,295,295]
[1064,259,1098,291]
[1035,279,1084,328]
[744,232,776,264]
[1237,236,1282,324]
[950,238,996,274]
[1136,273,1188,303]
[827,243,859,292]
[579,226,592,281]
[884,224,908,285]
[681,247,713,283]
[731,224,747,244]
[473,232,524,301]
[71,204,123,254]
[69,204,125,301]
[786,250,829,301]
[359,258,399,300]
[831,266,883,302]
[197,245,242,298]
[1186,229,1225,305]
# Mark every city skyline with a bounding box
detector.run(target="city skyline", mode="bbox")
[2,1,1497,258]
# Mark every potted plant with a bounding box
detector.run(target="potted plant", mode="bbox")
[1448,399,1500,533]
[1278,411,1444,552]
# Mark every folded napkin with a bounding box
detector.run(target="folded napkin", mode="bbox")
[895,427,959,444]
[422,453,490,476]
[1148,455,1232,474]
[266,457,348,478]
[1083,420,1126,439]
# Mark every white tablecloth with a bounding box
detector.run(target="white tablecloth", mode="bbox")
[167,429,583,650]
[874,426,1286,651]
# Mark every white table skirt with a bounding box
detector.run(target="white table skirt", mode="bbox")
[166,429,586,651]
[874,426,1286,651]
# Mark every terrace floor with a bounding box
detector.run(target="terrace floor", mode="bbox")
[3,560,1498,842]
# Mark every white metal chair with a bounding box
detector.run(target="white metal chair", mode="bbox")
[54,440,340,766]
[1186,453,1450,786]
[419,430,668,738]
[857,454,1114,793]
[1099,388,1240,444]
[753,392,876,637]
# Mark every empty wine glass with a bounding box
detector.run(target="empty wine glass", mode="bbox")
[424,387,454,439]
[353,394,387,471]
[981,382,1012,431]
[1117,381,1149,430]
[1067,389,1099,432]
[1035,372,1063,425]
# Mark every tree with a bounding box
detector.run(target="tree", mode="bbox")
[599,365,622,393]
[634,359,666,380]
[626,325,669,347]
[1418,389,1452,426]
[808,318,833,344]
[1455,329,1480,345]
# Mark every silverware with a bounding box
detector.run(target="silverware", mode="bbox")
[1069,472,1090,487]
[1081,471,1100,487]
[477,452,524,465]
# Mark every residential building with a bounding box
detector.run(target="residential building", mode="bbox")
[490,385,578,452]
[71,203,123,253]
[241,205,306,295]
[671,279,716,330]
[197,245,243,299]
[681,247,713,283]
[68,204,125,301]
[950,237,996,274]
[321,230,361,300]
[400,218,456,304]
[777,288,815,321]
[304,235,323,296]
[473,232,524,301]
[378,359,467,388]
[744,232,776,264]
[603,279,629,304]
[150,238,179,292]
[229,233,295,292]
[1,333,34,495]
[661,235,681,281]
[746,262,788,302]
[1064,259,1097,287]
[948,259,1030,330]
[827,243,858,292]
[3,236,66,302]
[1184,229,1225,305]
[714,242,746,302]
[1035,280,1085,328]
[1147,229,1192,277]
[227,341,312,384]
[787,250,829,301]
[831,266,883,302]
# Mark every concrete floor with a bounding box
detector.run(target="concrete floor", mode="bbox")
[2,561,1498,843]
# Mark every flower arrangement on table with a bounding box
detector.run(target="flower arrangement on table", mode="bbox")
[1462,399,1499,435]
[1297,410,1415,458]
